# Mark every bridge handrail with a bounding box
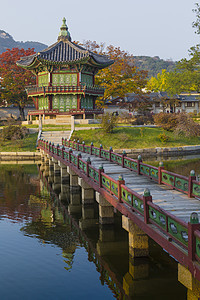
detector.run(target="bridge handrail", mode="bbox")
[38,138,200,279]
[62,138,200,199]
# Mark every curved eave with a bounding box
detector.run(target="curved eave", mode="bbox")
[17,50,114,70]
[88,56,114,69]
[16,56,41,70]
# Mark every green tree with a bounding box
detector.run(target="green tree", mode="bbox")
[193,2,200,34]
[0,48,35,120]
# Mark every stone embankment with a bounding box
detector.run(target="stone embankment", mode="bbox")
[115,145,200,159]
[0,152,41,161]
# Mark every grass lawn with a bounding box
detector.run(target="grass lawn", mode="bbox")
[71,127,200,149]
[0,133,38,152]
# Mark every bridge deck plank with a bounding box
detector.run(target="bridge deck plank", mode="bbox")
[68,149,200,222]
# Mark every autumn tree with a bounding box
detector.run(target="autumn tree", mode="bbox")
[0,48,36,120]
[79,41,148,110]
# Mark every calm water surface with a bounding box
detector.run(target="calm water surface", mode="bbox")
[0,164,188,299]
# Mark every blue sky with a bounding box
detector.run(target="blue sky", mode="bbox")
[1,0,199,61]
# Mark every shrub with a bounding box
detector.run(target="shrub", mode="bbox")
[154,113,178,131]
[118,112,133,124]
[174,113,200,137]
[131,114,154,125]
[1,125,29,141]
[101,113,118,133]
[158,133,170,143]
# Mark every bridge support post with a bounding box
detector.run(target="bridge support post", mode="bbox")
[58,161,69,184]
[43,155,49,177]
[78,177,94,204]
[48,159,54,183]
[68,191,81,214]
[122,215,149,257]
[39,152,45,172]
[51,157,61,192]
[178,264,200,300]
[123,257,149,297]
[67,166,80,190]
[96,192,114,224]
[79,204,97,230]
[59,184,70,202]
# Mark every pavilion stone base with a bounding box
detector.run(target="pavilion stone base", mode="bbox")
[22,115,100,126]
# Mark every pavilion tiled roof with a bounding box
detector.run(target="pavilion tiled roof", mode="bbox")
[17,37,114,69]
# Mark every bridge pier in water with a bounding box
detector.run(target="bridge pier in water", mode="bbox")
[58,162,70,201]
[96,192,114,225]
[78,177,94,204]
[67,166,80,191]
[123,257,149,297]
[51,158,61,193]
[178,264,200,300]
[48,158,54,184]
[79,204,97,230]
[68,191,82,215]
[43,154,49,177]
[58,161,69,184]
[122,215,149,258]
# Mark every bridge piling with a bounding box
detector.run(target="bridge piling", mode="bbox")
[178,263,200,300]
[79,204,97,230]
[67,190,82,215]
[58,161,69,184]
[43,155,49,177]
[67,166,80,190]
[39,151,45,172]
[59,184,70,202]
[78,177,94,204]
[122,215,149,258]
[96,192,114,225]
[48,158,54,183]
[123,257,149,297]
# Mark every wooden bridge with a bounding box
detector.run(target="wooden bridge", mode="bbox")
[38,138,200,299]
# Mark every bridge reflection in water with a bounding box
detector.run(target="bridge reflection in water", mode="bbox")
[31,160,186,299]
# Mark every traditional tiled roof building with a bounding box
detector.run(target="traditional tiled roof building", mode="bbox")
[17,18,114,123]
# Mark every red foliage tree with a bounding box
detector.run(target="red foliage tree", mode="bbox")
[0,48,35,120]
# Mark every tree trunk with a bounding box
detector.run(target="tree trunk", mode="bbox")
[18,105,25,121]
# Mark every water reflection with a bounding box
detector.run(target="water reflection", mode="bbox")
[0,163,187,299]
[146,157,200,177]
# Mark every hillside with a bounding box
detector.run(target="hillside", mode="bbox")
[0,30,47,54]
[0,30,176,77]
[133,55,176,78]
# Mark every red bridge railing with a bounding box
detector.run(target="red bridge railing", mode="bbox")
[38,138,200,281]
[62,138,200,199]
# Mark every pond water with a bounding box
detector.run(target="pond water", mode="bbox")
[145,157,200,178]
[0,164,187,299]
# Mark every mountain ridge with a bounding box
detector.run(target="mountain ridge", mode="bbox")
[0,30,176,77]
[0,30,48,54]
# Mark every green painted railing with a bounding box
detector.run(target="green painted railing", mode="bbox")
[62,138,200,199]
[38,138,200,277]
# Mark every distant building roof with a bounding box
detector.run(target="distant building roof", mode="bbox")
[107,92,200,105]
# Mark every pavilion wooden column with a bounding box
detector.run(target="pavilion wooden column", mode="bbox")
[77,95,81,110]
[49,95,53,110]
